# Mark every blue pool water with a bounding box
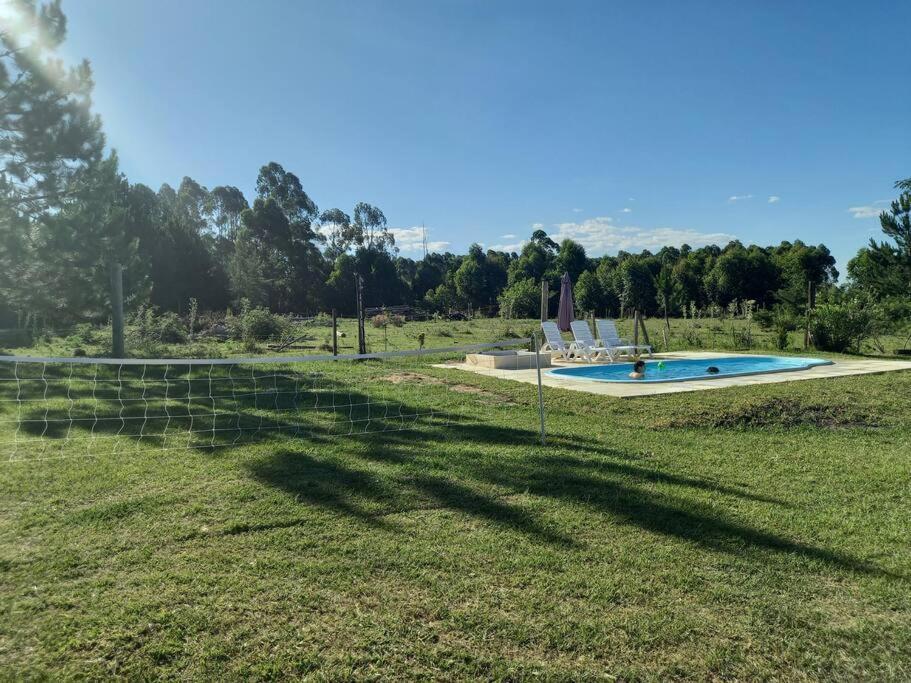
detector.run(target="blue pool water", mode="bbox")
[547,355,832,383]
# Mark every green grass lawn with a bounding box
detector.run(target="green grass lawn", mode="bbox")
[1,344,910,678]
[6,315,909,360]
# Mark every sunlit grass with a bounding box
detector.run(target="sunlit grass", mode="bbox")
[1,346,910,678]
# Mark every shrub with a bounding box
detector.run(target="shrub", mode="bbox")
[811,302,876,353]
[753,309,775,331]
[157,313,188,343]
[771,308,798,351]
[128,306,188,346]
[371,314,389,329]
[69,323,97,345]
[228,300,289,346]
[498,278,539,319]
[680,327,702,348]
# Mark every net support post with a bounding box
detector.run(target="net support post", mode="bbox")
[110,262,125,358]
[533,333,546,446]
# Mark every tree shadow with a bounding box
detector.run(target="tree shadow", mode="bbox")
[1,363,901,579]
[245,420,901,580]
[245,452,396,531]
[4,367,462,456]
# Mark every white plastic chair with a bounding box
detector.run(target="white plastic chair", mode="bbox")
[569,320,611,362]
[540,321,576,361]
[595,319,652,359]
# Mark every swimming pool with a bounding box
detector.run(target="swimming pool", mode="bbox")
[547,355,832,383]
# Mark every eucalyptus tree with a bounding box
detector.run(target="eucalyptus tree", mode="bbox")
[318,207,352,259]
[453,244,488,311]
[351,202,395,253]
[210,186,249,238]
[654,265,682,328]
[574,270,605,316]
[553,239,588,283]
[239,163,325,312]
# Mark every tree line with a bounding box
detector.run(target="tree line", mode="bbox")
[1,1,908,333]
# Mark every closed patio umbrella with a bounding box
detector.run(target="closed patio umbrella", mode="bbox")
[557,272,574,332]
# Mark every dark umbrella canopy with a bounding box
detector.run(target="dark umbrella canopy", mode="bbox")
[557,272,575,332]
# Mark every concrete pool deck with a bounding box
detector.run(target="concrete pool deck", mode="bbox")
[436,351,911,398]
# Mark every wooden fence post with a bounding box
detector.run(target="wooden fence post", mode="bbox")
[638,313,651,348]
[331,308,338,356]
[356,275,367,355]
[540,280,549,322]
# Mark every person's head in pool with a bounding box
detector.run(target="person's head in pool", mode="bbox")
[706,366,720,374]
[629,359,646,379]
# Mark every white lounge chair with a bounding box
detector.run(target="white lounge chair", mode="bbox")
[595,318,652,359]
[540,321,576,361]
[569,320,611,362]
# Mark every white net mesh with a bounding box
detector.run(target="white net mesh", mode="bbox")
[1,341,530,463]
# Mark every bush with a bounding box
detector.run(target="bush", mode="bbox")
[769,307,798,351]
[227,300,289,351]
[128,306,188,346]
[246,309,287,341]
[69,323,97,345]
[811,302,876,353]
[753,309,775,331]
[154,312,188,344]
[370,312,407,328]
[498,278,539,319]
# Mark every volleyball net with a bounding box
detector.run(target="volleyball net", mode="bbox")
[0,340,533,463]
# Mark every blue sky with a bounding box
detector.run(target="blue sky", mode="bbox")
[61,0,910,273]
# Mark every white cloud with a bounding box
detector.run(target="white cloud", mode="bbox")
[628,197,636,202]
[500,233,516,239]
[572,208,583,213]
[728,194,753,203]
[531,222,544,229]
[768,195,780,204]
[848,202,888,219]
[550,216,735,254]
[489,240,527,253]
[620,207,632,213]
[387,226,450,253]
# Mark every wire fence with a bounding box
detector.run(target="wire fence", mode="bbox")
[0,339,543,464]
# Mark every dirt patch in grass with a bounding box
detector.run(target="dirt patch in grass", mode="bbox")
[383,371,446,386]
[655,397,880,430]
[382,372,516,404]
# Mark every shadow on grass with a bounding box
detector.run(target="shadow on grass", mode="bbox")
[3,365,900,580]
[245,421,902,580]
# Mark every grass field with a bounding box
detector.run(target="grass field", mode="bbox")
[2,333,911,678]
[5,315,910,360]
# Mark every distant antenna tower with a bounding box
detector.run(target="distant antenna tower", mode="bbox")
[421,222,428,258]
